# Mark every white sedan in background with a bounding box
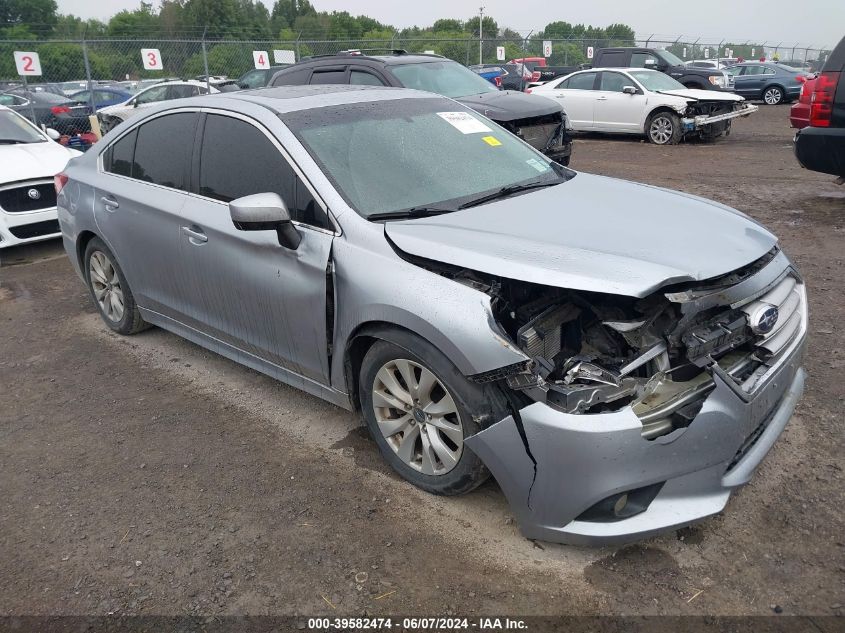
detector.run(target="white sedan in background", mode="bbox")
[0,106,80,248]
[97,79,218,133]
[530,68,757,145]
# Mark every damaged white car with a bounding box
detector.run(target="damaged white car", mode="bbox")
[531,68,758,144]
[58,86,805,546]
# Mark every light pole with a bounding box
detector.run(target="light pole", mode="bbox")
[478,6,485,64]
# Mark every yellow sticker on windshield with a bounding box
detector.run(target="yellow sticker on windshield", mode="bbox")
[482,136,502,146]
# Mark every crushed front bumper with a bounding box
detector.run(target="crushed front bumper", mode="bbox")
[466,331,806,546]
[682,103,758,131]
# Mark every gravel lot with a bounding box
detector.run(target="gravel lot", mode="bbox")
[1,105,843,619]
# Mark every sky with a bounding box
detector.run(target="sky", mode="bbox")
[55,0,843,47]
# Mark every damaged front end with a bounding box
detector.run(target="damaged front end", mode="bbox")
[680,99,758,138]
[450,247,807,544]
[498,111,572,165]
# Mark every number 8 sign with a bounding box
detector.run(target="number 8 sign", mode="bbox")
[142,48,164,70]
[14,51,42,76]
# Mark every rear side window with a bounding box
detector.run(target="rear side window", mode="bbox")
[131,112,198,190]
[169,84,200,99]
[104,128,137,177]
[198,114,329,229]
[311,69,347,84]
[565,72,597,90]
[598,51,627,66]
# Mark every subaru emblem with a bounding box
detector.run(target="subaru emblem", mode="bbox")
[27,188,41,200]
[749,304,779,335]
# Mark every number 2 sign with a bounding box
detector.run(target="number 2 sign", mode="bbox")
[253,51,270,69]
[141,48,164,70]
[14,51,42,76]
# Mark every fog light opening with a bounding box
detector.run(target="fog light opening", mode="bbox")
[613,493,629,517]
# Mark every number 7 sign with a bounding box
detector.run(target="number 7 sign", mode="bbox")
[141,48,164,70]
[14,51,42,76]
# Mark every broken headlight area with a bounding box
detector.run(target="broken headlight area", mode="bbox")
[454,250,804,441]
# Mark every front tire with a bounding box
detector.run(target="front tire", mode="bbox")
[763,86,785,105]
[84,238,148,335]
[646,111,682,145]
[359,336,505,496]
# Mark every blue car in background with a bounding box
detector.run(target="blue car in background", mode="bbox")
[68,87,134,110]
[725,62,808,105]
[468,64,505,88]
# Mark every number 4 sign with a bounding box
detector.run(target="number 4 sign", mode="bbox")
[253,51,270,69]
[14,51,42,76]
[142,48,163,70]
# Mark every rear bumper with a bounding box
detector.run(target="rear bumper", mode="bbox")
[466,295,807,545]
[794,126,845,177]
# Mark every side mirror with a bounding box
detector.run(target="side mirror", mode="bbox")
[45,128,61,140]
[229,192,301,250]
[622,85,638,95]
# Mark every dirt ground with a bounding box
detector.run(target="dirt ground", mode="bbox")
[1,105,843,620]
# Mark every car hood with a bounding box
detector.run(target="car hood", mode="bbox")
[657,88,743,102]
[385,173,777,298]
[0,141,78,184]
[456,90,562,122]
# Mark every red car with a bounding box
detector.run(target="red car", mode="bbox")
[789,74,817,129]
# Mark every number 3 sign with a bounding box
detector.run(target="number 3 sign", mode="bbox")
[14,51,42,76]
[141,48,164,70]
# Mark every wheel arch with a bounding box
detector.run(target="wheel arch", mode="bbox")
[76,229,99,271]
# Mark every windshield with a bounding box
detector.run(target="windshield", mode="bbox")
[0,109,45,143]
[283,97,566,218]
[391,61,498,98]
[628,70,685,91]
[658,50,685,66]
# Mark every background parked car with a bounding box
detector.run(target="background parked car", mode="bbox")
[789,74,818,129]
[469,64,506,88]
[591,47,734,91]
[269,52,572,165]
[531,68,754,144]
[0,89,93,134]
[726,62,808,104]
[0,105,80,248]
[794,36,845,178]
[97,80,218,133]
[69,87,134,110]
[236,65,291,89]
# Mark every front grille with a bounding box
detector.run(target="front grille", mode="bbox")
[741,275,805,361]
[8,219,60,240]
[0,182,57,213]
[507,113,565,151]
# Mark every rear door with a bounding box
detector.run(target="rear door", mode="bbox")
[176,111,335,382]
[93,111,198,316]
[593,71,646,132]
[545,72,598,130]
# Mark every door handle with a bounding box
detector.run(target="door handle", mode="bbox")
[596,96,608,101]
[100,195,119,210]
[181,225,208,244]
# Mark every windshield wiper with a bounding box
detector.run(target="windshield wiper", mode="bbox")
[458,179,560,209]
[367,206,456,222]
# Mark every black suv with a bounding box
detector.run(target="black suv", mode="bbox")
[794,36,845,179]
[269,51,572,165]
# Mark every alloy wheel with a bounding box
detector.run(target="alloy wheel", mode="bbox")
[371,358,464,476]
[764,88,783,105]
[89,250,125,323]
[649,115,674,144]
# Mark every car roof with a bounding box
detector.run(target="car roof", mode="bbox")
[303,52,445,66]
[154,85,443,115]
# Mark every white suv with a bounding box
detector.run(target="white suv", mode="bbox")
[0,106,80,249]
[97,80,218,133]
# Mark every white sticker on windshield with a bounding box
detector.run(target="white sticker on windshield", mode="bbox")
[526,158,550,173]
[437,111,491,134]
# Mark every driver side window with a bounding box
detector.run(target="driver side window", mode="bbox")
[631,53,659,68]
[599,72,629,92]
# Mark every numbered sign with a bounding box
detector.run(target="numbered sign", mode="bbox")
[751,48,756,57]
[725,47,730,57]
[704,48,710,59]
[543,41,552,58]
[496,46,505,61]
[253,51,270,69]
[273,49,296,64]
[14,51,42,76]
[587,46,594,59]
[141,48,163,70]
[682,47,687,58]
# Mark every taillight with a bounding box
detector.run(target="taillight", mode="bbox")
[525,88,533,94]
[51,105,71,115]
[796,75,806,83]
[809,71,840,127]
[494,75,502,88]
[531,71,541,82]
[54,173,68,194]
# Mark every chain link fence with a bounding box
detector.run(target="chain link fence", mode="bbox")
[0,36,834,88]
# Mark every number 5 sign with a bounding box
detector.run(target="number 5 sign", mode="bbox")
[253,51,270,69]
[14,51,42,76]
[141,48,164,70]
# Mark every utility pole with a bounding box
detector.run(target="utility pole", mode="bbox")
[478,6,485,64]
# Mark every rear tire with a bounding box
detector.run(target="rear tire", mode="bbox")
[358,334,507,496]
[646,111,683,145]
[84,238,148,335]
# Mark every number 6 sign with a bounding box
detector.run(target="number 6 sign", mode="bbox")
[14,51,42,76]
[141,48,164,70]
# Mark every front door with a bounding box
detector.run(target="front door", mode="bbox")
[176,112,335,383]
